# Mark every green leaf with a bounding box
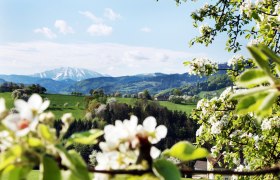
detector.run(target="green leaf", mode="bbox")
[258,45,280,64]
[163,141,209,161]
[236,95,257,114]
[236,69,270,88]
[258,91,278,111]
[2,165,22,180]
[55,145,90,180]
[38,124,55,142]
[66,129,103,147]
[68,151,90,180]
[153,159,181,180]
[236,91,278,117]
[41,155,61,180]
[230,86,271,99]
[0,145,22,171]
[248,46,273,78]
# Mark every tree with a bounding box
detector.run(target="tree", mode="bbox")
[179,1,280,178]
[177,0,280,53]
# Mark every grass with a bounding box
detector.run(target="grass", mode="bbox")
[0,93,197,120]
[116,97,196,114]
[159,101,196,114]
[0,93,86,119]
[44,94,86,119]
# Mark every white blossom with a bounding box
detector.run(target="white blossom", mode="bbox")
[1,94,49,137]
[196,125,204,137]
[274,2,280,15]
[96,116,167,173]
[39,112,55,124]
[14,94,50,117]
[61,113,74,125]
[247,38,261,47]
[0,130,13,151]
[261,119,272,130]
[235,164,245,172]
[199,24,212,35]
[227,55,244,67]
[2,113,38,137]
[137,116,168,144]
[211,121,223,134]
[240,0,254,17]
[186,57,218,76]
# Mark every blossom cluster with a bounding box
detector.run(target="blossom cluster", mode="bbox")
[94,116,167,180]
[261,117,280,131]
[186,57,218,76]
[239,0,255,17]
[193,83,280,171]
[2,94,50,136]
[199,24,212,36]
[227,55,245,67]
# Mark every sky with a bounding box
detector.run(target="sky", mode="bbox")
[0,0,248,76]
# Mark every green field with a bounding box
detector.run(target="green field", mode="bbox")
[116,97,196,114]
[0,93,86,119]
[0,93,197,120]
[198,88,226,99]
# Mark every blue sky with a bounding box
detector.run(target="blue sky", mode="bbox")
[0,0,248,76]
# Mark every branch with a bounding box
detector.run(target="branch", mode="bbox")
[87,165,280,176]
[180,166,280,176]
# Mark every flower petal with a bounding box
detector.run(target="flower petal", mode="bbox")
[16,128,30,137]
[20,108,33,121]
[29,118,39,131]
[143,116,157,132]
[150,146,161,159]
[130,115,138,128]
[39,100,50,113]
[2,114,21,131]
[28,94,42,110]
[14,99,28,112]
[155,125,168,139]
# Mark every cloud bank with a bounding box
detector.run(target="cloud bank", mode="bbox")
[0,42,203,76]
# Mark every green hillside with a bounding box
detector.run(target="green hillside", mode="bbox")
[116,97,195,114]
[0,93,86,119]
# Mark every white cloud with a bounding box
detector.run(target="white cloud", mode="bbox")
[0,42,203,76]
[79,11,103,23]
[87,24,113,36]
[140,27,152,33]
[104,8,121,21]
[54,20,74,34]
[34,27,57,39]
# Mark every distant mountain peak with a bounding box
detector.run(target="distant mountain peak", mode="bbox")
[134,72,166,77]
[32,67,109,81]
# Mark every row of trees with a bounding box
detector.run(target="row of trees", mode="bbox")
[0,82,46,94]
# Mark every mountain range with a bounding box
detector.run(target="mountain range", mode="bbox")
[0,66,227,94]
[32,67,108,81]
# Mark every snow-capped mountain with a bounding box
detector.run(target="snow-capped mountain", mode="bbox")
[32,67,108,81]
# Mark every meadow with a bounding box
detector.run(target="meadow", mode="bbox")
[0,93,196,120]
[0,92,86,119]
[116,97,196,114]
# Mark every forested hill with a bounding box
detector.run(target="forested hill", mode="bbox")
[0,63,231,94]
